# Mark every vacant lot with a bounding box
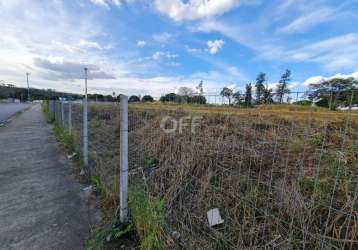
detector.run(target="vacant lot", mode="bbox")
[67,102,357,249]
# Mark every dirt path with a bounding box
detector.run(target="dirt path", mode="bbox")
[0,105,93,250]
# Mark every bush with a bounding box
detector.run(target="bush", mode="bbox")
[160,93,177,102]
[294,100,312,106]
[188,95,207,104]
[129,95,140,102]
[142,95,154,102]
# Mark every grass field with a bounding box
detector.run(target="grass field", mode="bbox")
[58,102,358,249]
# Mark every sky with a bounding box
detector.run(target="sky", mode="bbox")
[0,0,358,97]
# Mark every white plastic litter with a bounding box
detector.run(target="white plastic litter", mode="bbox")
[207,208,224,227]
[81,185,92,198]
[67,152,77,159]
[171,231,181,240]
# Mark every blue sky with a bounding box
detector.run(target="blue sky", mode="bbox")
[1,0,358,97]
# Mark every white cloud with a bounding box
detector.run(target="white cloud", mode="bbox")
[154,0,241,22]
[152,51,178,61]
[78,39,103,50]
[186,46,202,53]
[303,71,358,87]
[195,20,262,52]
[153,32,173,44]
[278,8,334,34]
[137,40,146,48]
[0,0,126,89]
[286,33,358,70]
[89,0,121,8]
[34,57,115,80]
[207,39,225,54]
[303,76,326,87]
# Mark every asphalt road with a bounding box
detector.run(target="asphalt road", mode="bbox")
[0,103,31,123]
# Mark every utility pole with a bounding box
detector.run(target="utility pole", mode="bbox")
[26,72,30,102]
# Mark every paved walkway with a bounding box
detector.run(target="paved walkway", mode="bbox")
[0,105,92,250]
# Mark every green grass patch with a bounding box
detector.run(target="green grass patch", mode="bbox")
[85,224,133,250]
[53,123,75,153]
[129,183,166,250]
[42,101,55,123]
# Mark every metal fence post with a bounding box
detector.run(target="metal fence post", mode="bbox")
[68,101,72,133]
[83,98,89,169]
[120,94,129,223]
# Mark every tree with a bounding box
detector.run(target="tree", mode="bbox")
[196,80,204,95]
[255,72,266,104]
[177,87,194,97]
[233,91,242,105]
[245,83,253,107]
[220,87,234,105]
[142,95,154,102]
[308,77,357,110]
[129,95,140,102]
[263,87,274,104]
[104,95,114,102]
[189,95,207,104]
[276,69,291,103]
[160,93,177,102]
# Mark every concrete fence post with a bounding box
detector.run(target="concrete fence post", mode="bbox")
[68,101,72,133]
[61,101,65,127]
[55,101,58,121]
[120,94,129,223]
[49,100,54,115]
[83,98,89,169]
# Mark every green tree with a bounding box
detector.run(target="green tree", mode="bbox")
[233,91,242,105]
[245,83,253,107]
[189,95,207,104]
[263,87,273,104]
[129,95,140,102]
[142,95,154,102]
[220,87,234,105]
[160,93,177,102]
[308,77,357,110]
[276,69,291,103]
[255,72,266,104]
[196,80,204,95]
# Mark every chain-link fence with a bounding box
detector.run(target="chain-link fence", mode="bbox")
[46,95,358,249]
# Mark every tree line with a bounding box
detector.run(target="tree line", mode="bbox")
[2,70,356,109]
[0,83,82,101]
[219,70,291,107]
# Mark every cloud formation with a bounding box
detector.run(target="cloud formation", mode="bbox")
[207,40,225,54]
[34,58,116,80]
[89,0,121,8]
[153,32,174,44]
[303,71,358,87]
[154,0,240,22]
[278,8,334,34]
[286,33,358,70]
[137,40,146,48]
[152,51,178,61]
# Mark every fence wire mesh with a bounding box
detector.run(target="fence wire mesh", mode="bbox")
[47,96,358,249]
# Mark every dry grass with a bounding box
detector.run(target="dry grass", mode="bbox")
[70,102,358,249]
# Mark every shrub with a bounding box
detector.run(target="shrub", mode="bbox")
[129,95,141,102]
[142,95,154,102]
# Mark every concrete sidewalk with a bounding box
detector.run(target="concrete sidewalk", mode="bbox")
[0,105,93,250]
